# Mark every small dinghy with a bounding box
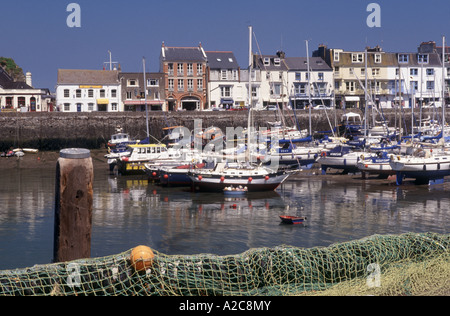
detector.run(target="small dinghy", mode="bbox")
[279,215,307,225]
[223,185,248,196]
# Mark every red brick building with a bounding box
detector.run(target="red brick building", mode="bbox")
[160,43,208,111]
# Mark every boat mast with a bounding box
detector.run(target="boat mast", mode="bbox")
[306,40,312,136]
[143,57,150,139]
[364,48,368,138]
[247,25,253,163]
[442,35,446,145]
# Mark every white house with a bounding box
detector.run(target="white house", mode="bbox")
[56,69,121,112]
[394,42,446,108]
[284,56,334,108]
[252,51,289,109]
[206,51,246,109]
[0,68,54,112]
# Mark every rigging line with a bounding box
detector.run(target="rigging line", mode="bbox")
[252,32,301,169]
[352,67,390,137]
[253,31,289,134]
[307,67,336,137]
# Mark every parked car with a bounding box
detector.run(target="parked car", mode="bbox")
[313,105,331,110]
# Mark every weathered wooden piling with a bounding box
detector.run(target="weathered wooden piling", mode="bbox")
[53,148,93,263]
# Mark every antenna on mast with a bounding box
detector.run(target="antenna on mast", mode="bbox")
[103,50,119,70]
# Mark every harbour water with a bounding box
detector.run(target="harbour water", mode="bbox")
[0,165,449,270]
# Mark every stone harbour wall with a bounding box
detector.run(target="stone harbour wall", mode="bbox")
[0,109,442,151]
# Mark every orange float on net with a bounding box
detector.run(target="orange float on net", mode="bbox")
[130,245,155,272]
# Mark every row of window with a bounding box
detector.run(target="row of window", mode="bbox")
[335,67,450,77]
[219,69,239,80]
[294,72,325,81]
[62,89,118,99]
[293,83,327,95]
[334,52,438,64]
[127,79,159,87]
[62,102,118,112]
[167,63,204,77]
[340,80,438,92]
[263,57,281,66]
[168,79,203,91]
[125,90,160,100]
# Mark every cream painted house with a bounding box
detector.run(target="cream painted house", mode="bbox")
[56,69,121,112]
[0,68,53,112]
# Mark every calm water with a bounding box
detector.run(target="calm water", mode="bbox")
[0,166,449,270]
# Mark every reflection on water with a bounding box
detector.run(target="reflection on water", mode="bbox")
[0,167,449,270]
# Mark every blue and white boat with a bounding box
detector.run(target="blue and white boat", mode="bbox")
[223,185,248,196]
[357,151,395,177]
[317,145,368,174]
[389,149,450,185]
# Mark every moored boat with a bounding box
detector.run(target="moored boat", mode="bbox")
[116,143,189,175]
[389,149,450,185]
[158,162,206,186]
[279,215,306,224]
[357,151,395,177]
[189,162,295,192]
[317,145,367,174]
[223,185,248,195]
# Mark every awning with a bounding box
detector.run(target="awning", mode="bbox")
[220,98,234,105]
[344,96,360,102]
[97,99,109,105]
[123,100,163,105]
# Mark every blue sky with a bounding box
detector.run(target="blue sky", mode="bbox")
[2,0,450,91]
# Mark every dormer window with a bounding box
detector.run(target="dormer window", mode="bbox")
[418,54,429,64]
[127,79,138,87]
[274,58,281,66]
[375,54,382,63]
[334,51,340,62]
[263,57,270,66]
[398,54,409,63]
[352,53,364,63]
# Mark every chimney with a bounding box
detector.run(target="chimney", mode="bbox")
[26,72,32,87]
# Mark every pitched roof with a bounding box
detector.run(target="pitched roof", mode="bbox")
[57,69,120,85]
[0,67,33,89]
[161,46,207,62]
[284,57,332,71]
[254,54,289,71]
[206,51,239,69]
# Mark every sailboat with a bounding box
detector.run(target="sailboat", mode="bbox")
[389,36,450,185]
[356,151,396,177]
[188,161,293,192]
[318,48,403,174]
[189,26,296,192]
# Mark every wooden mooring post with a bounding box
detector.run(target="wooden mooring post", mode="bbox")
[53,148,93,263]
